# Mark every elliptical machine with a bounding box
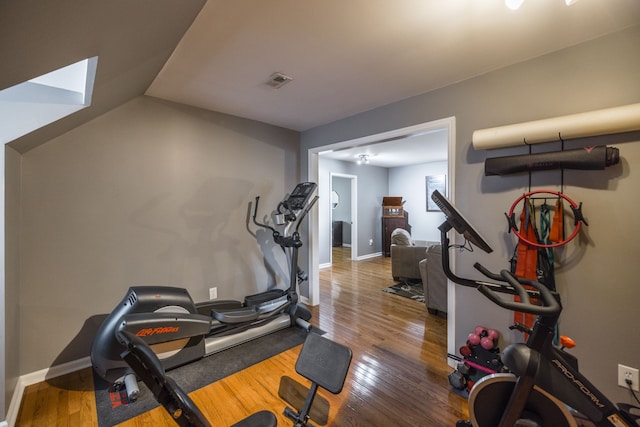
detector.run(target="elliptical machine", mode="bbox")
[91,182,318,401]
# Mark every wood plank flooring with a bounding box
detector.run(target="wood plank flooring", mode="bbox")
[16,247,468,426]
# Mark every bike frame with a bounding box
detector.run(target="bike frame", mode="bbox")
[439,224,634,427]
[502,312,628,426]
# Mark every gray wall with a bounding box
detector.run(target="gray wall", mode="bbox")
[331,176,351,245]
[389,160,447,242]
[15,96,300,375]
[331,176,351,224]
[303,25,640,402]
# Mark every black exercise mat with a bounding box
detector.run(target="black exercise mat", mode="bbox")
[94,325,320,427]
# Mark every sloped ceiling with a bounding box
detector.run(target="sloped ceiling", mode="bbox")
[2,0,640,154]
[0,0,206,153]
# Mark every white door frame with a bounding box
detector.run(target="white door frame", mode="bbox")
[307,116,457,357]
[330,173,357,263]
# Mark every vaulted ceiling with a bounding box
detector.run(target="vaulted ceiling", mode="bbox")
[1,0,206,153]
[2,0,639,154]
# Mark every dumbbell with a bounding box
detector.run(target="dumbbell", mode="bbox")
[448,370,467,390]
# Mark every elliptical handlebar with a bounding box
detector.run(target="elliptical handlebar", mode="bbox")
[252,196,278,235]
[251,183,318,249]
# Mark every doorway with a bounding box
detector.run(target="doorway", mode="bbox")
[330,173,357,264]
[306,116,456,353]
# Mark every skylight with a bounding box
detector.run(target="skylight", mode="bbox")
[0,56,98,145]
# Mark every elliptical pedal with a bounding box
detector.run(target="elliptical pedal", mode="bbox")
[210,306,260,324]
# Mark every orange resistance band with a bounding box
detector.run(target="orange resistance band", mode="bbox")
[514,198,538,332]
[549,198,564,243]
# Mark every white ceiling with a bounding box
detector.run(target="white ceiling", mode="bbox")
[319,126,449,168]
[146,0,640,134]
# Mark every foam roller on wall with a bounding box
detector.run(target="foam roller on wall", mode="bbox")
[473,103,640,150]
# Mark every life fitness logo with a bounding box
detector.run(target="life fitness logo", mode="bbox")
[135,326,180,337]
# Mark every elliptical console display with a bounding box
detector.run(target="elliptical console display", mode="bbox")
[285,182,317,210]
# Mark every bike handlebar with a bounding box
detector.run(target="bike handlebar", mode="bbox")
[439,226,561,318]
[473,263,561,316]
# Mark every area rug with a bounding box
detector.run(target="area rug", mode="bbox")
[382,282,425,303]
[94,325,321,427]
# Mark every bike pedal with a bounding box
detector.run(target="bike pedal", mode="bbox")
[617,403,640,423]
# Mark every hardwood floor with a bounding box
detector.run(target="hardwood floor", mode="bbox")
[16,247,468,426]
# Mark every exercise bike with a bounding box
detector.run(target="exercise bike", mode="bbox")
[91,182,318,401]
[430,189,640,427]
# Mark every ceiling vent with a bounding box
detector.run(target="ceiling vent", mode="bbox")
[267,72,293,89]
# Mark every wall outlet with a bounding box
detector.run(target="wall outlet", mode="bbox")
[369,238,374,246]
[618,364,639,391]
[209,287,218,300]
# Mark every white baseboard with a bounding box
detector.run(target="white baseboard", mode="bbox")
[355,251,382,261]
[322,251,381,268]
[5,357,92,427]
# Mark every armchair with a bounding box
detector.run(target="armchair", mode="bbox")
[419,244,447,316]
[390,228,437,282]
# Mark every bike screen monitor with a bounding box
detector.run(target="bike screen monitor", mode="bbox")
[431,190,493,254]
